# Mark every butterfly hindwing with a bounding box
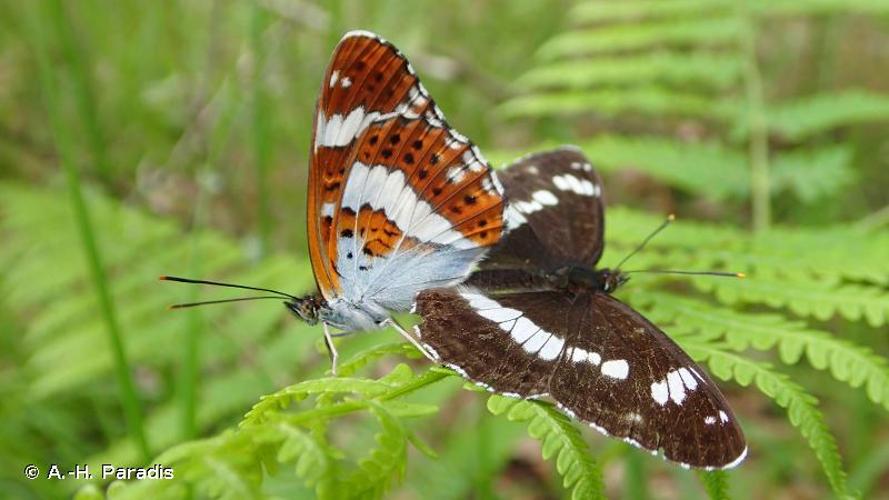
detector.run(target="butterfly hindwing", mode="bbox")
[493,147,605,272]
[413,287,746,469]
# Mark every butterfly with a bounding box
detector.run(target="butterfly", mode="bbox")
[163,31,506,371]
[411,147,748,470]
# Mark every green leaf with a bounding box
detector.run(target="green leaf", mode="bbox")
[498,87,734,121]
[517,52,742,91]
[487,396,605,499]
[537,17,741,58]
[636,292,889,411]
[733,91,889,141]
[344,401,409,499]
[685,342,850,496]
[697,470,731,500]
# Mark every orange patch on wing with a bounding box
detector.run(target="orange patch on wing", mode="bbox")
[335,205,405,259]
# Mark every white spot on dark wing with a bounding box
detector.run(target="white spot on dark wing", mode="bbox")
[329,70,340,88]
[704,415,717,425]
[341,77,352,88]
[667,370,687,404]
[719,410,729,423]
[526,165,539,174]
[531,190,558,206]
[651,380,669,406]
[652,367,701,407]
[513,199,543,215]
[537,334,565,361]
[570,347,601,365]
[504,204,527,229]
[461,290,567,361]
[678,367,698,391]
[553,173,596,197]
[601,359,629,380]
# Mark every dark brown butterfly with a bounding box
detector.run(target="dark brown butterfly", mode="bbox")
[412,147,747,470]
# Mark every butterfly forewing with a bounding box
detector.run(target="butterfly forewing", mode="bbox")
[489,147,605,273]
[309,31,504,313]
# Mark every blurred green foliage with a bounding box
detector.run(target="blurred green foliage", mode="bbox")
[1,0,887,499]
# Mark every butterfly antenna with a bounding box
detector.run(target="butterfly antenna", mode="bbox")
[614,214,675,271]
[624,269,745,279]
[168,295,288,310]
[159,275,299,300]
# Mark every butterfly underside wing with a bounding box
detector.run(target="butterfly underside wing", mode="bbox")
[307,31,505,324]
[413,148,746,469]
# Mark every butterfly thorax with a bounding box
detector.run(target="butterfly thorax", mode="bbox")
[550,266,629,294]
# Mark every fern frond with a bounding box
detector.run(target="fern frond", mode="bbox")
[572,0,731,23]
[697,470,731,500]
[498,88,732,120]
[771,146,855,202]
[253,421,332,487]
[751,0,889,16]
[344,401,408,499]
[517,52,741,91]
[336,341,421,377]
[537,17,740,58]
[732,90,889,141]
[601,207,889,286]
[635,291,889,411]
[244,366,415,426]
[487,395,605,500]
[695,275,889,327]
[683,342,850,496]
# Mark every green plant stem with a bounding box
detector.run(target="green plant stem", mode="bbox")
[739,2,771,232]
[624,450,647,500]
[26,3,150,462]
[855,203,889,230]
[45,0,112,184]
[251,3,273,255]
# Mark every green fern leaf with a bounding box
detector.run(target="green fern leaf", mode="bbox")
[344,400,408,499]
[572,0,732,23]
[684,342,850,496]
[771,146,855,202]
[635,291,889,411]
[255,422,330,486]
[517,52,741,90]
[697,470,731,500]
[695,276,889,327]
[733,90,889,141]
[336,341,421,377]
[498,87,733,120]
[537,17,740,58]
[487,396,605,499]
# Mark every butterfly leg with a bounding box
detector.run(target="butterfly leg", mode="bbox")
[322,322,339,376]
[381,318,436,361]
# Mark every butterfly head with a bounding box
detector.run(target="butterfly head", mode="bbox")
[285,294,325,325]
[600,268,629,293]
